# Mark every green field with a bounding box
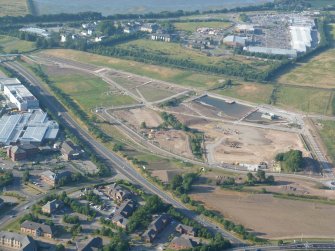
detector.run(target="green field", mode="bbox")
[276,86,334,115]
[115,38,259,69]
[46,67,136,112]
[214,82,274,104]
[317,120,335,163]
[0,0,28,16]
[39,49,228,89]
[277,24,335,89]
[174,21,231,32]
[0,35,36,53]
[306,0,335,7]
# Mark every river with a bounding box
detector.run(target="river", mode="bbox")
[32,0,273,16]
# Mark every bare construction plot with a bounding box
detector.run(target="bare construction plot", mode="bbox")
[191,122,308,165]
[190,185,335,239]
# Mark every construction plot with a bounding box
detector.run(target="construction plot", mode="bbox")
[190,186,335,239]
[191,122,308,165]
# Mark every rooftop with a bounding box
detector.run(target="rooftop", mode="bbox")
[21,220,53,235]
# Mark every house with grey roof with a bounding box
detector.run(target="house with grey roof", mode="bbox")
[76,236,103,251]
[142,214,170,243]
[41,199,62,215]
[61,141,81,161]
[170,235,197,250]
[176,224,195,237]
[20,220,54,239]
[0,231,37,251]
[40,170,72,187]
[107,183,131,202]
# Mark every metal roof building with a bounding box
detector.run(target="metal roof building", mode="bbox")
[0,110,59,146]
[243,46,297,58]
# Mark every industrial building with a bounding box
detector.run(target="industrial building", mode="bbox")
[243,46,298,58]
[19,27,49,38]
[1,78,39,111]
[289,25,314,53]
[0,109,59,146]
[223,35,247,47]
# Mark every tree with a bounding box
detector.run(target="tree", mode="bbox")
[256,170,266,182]
[170,174,183,190]
[276,150,303,172]
[22,170,30,183]
[140,121,147,129]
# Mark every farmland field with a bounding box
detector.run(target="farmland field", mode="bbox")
[174,21,231,32]
[0,35,36,53]
[44,66,136,112]
[0,0,28,16]
[190,185,335,239]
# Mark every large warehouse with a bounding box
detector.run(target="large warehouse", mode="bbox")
[0,109,59,146]
[1,78,39,111]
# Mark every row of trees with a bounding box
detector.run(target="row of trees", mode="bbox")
[88,45,267,81]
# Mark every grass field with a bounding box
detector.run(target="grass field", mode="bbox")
[317,120,335,163]
[39,49,227,89]
[276,86,333,115]
[277,24,335,89]
[214,82,274,104]
[0,35,35,53]
[0,0,28,16]
[306,0,335,7]
[174,21,231,32]
[45,66,136,112]
[116,38,260,68]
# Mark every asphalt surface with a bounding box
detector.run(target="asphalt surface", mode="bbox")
[3,60,244,244]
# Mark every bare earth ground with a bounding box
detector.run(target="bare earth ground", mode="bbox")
[192,122,308,165]
[153,130,193,159]
[113,108,163,129]
[252,176,335,199]
[190,185,335,239]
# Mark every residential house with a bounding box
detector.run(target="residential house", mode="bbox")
[61,141,81,161]
[111,214,129,229]
[20,221,54,239]
[111,199,135,229]
[76,237,103,251]
[176,224,195,237]
[140,23,158,33]
[41,199,62,215]
[142,214,170,243]
[107,183,131,202]
[0,231,37,251]
[40,170,72,187]
[170,236,197,250]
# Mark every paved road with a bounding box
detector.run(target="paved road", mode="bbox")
[3,60,244,244]
[230,242,335,251]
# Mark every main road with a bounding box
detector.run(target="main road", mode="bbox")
[3,60,244,244]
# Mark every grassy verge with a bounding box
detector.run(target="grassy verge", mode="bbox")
[317,120,335,163]
[174,21,231,32]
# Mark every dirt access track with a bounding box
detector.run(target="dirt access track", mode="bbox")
[191,185,335,239]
